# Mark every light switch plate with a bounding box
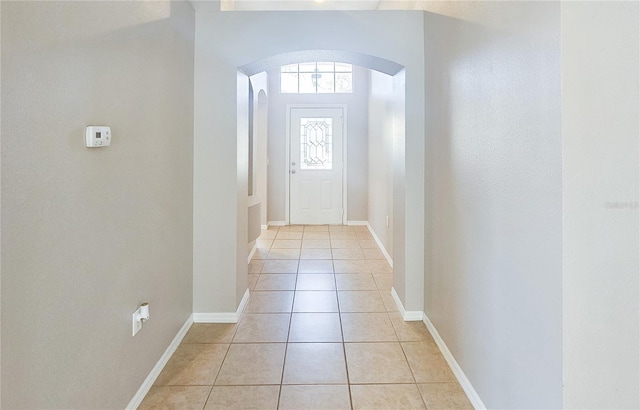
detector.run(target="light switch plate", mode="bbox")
[132,307,143,337]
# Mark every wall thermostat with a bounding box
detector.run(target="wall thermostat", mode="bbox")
[85,126,111,147]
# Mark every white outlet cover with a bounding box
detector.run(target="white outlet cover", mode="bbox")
[132,308,143,337]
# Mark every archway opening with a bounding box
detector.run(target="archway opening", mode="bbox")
[239,50,408,316]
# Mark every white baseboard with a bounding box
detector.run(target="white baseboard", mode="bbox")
[390,287,423,321]
[193,289,250,324]
[422,313,487,410]
[261,224,268,230]
[366,223,393,268]
[267,220,286,226]
[346,220,368,226]
[192,312,238,323]
[248,243,257,263]
[126,314,194,409]
[237,288,250,317]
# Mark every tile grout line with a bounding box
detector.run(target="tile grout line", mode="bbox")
[397,336,428,409]
[333,255,355,410]
[208,226,279,409]
[257,226,284,410]
[202,337,236,409]
[150,226,401,409]
[276,244,299,410]
[382,300,430,410]
[271,226,285,410]
[199,385,215,410]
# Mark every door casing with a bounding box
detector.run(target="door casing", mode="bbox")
[285,104,348,225]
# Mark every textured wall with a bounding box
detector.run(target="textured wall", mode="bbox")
[562,2,640,408]
[367,70,394,255]
[423,2,562,407]
[251,73,269,227]
[1,2,195,408]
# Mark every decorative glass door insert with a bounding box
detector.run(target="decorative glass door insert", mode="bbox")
[289,107,344,225]
[300,118,333,170]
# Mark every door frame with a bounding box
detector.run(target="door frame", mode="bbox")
[285,104,348,225]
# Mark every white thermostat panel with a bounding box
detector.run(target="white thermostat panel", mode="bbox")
[85,126,111,147]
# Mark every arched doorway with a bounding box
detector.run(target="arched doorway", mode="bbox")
[192,9,425,321]
[238,50,414,319]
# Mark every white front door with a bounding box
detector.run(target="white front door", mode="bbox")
[289,107,344,225]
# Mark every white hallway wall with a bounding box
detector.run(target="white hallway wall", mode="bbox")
[1,2,636,408]
[1,2,634,408]
[266,66,370,224]
[422,1,640,408]
[251,72,269,228]
[562,2,639,408]
[193,4,426,316]
[1,1,195,408]
[422,2,563,408]
[368,70,395,256]
[192,5,573,408]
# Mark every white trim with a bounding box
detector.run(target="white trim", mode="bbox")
[285,106,291,224]
[237,288,251,317]
[267,220,286,227]
[248,243,257,263]
[366,222,393,268]
[261,224,269,230]
[285,104,348,225]
[247,194,261,207]
[403,310,424,321]
[346,220,368,226]
[192,289,250,324]
[391,288,403,315]
[423,313,487,410]
[193,312,238,323]
[126,314,194,410]
[341,109,348,225]
[391,287,422,321]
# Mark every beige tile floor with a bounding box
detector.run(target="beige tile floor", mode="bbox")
[140,225,473,410]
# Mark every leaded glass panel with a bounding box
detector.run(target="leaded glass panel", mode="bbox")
[300,118,333,170]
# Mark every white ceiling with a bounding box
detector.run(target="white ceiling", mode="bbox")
[220,0,422,11]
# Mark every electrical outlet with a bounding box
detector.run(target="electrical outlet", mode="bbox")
[132,307,143,337]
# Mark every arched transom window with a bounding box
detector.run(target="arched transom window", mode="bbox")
[280,62,353,94]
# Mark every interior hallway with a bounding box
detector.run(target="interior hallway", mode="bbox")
[140,225,472,409]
